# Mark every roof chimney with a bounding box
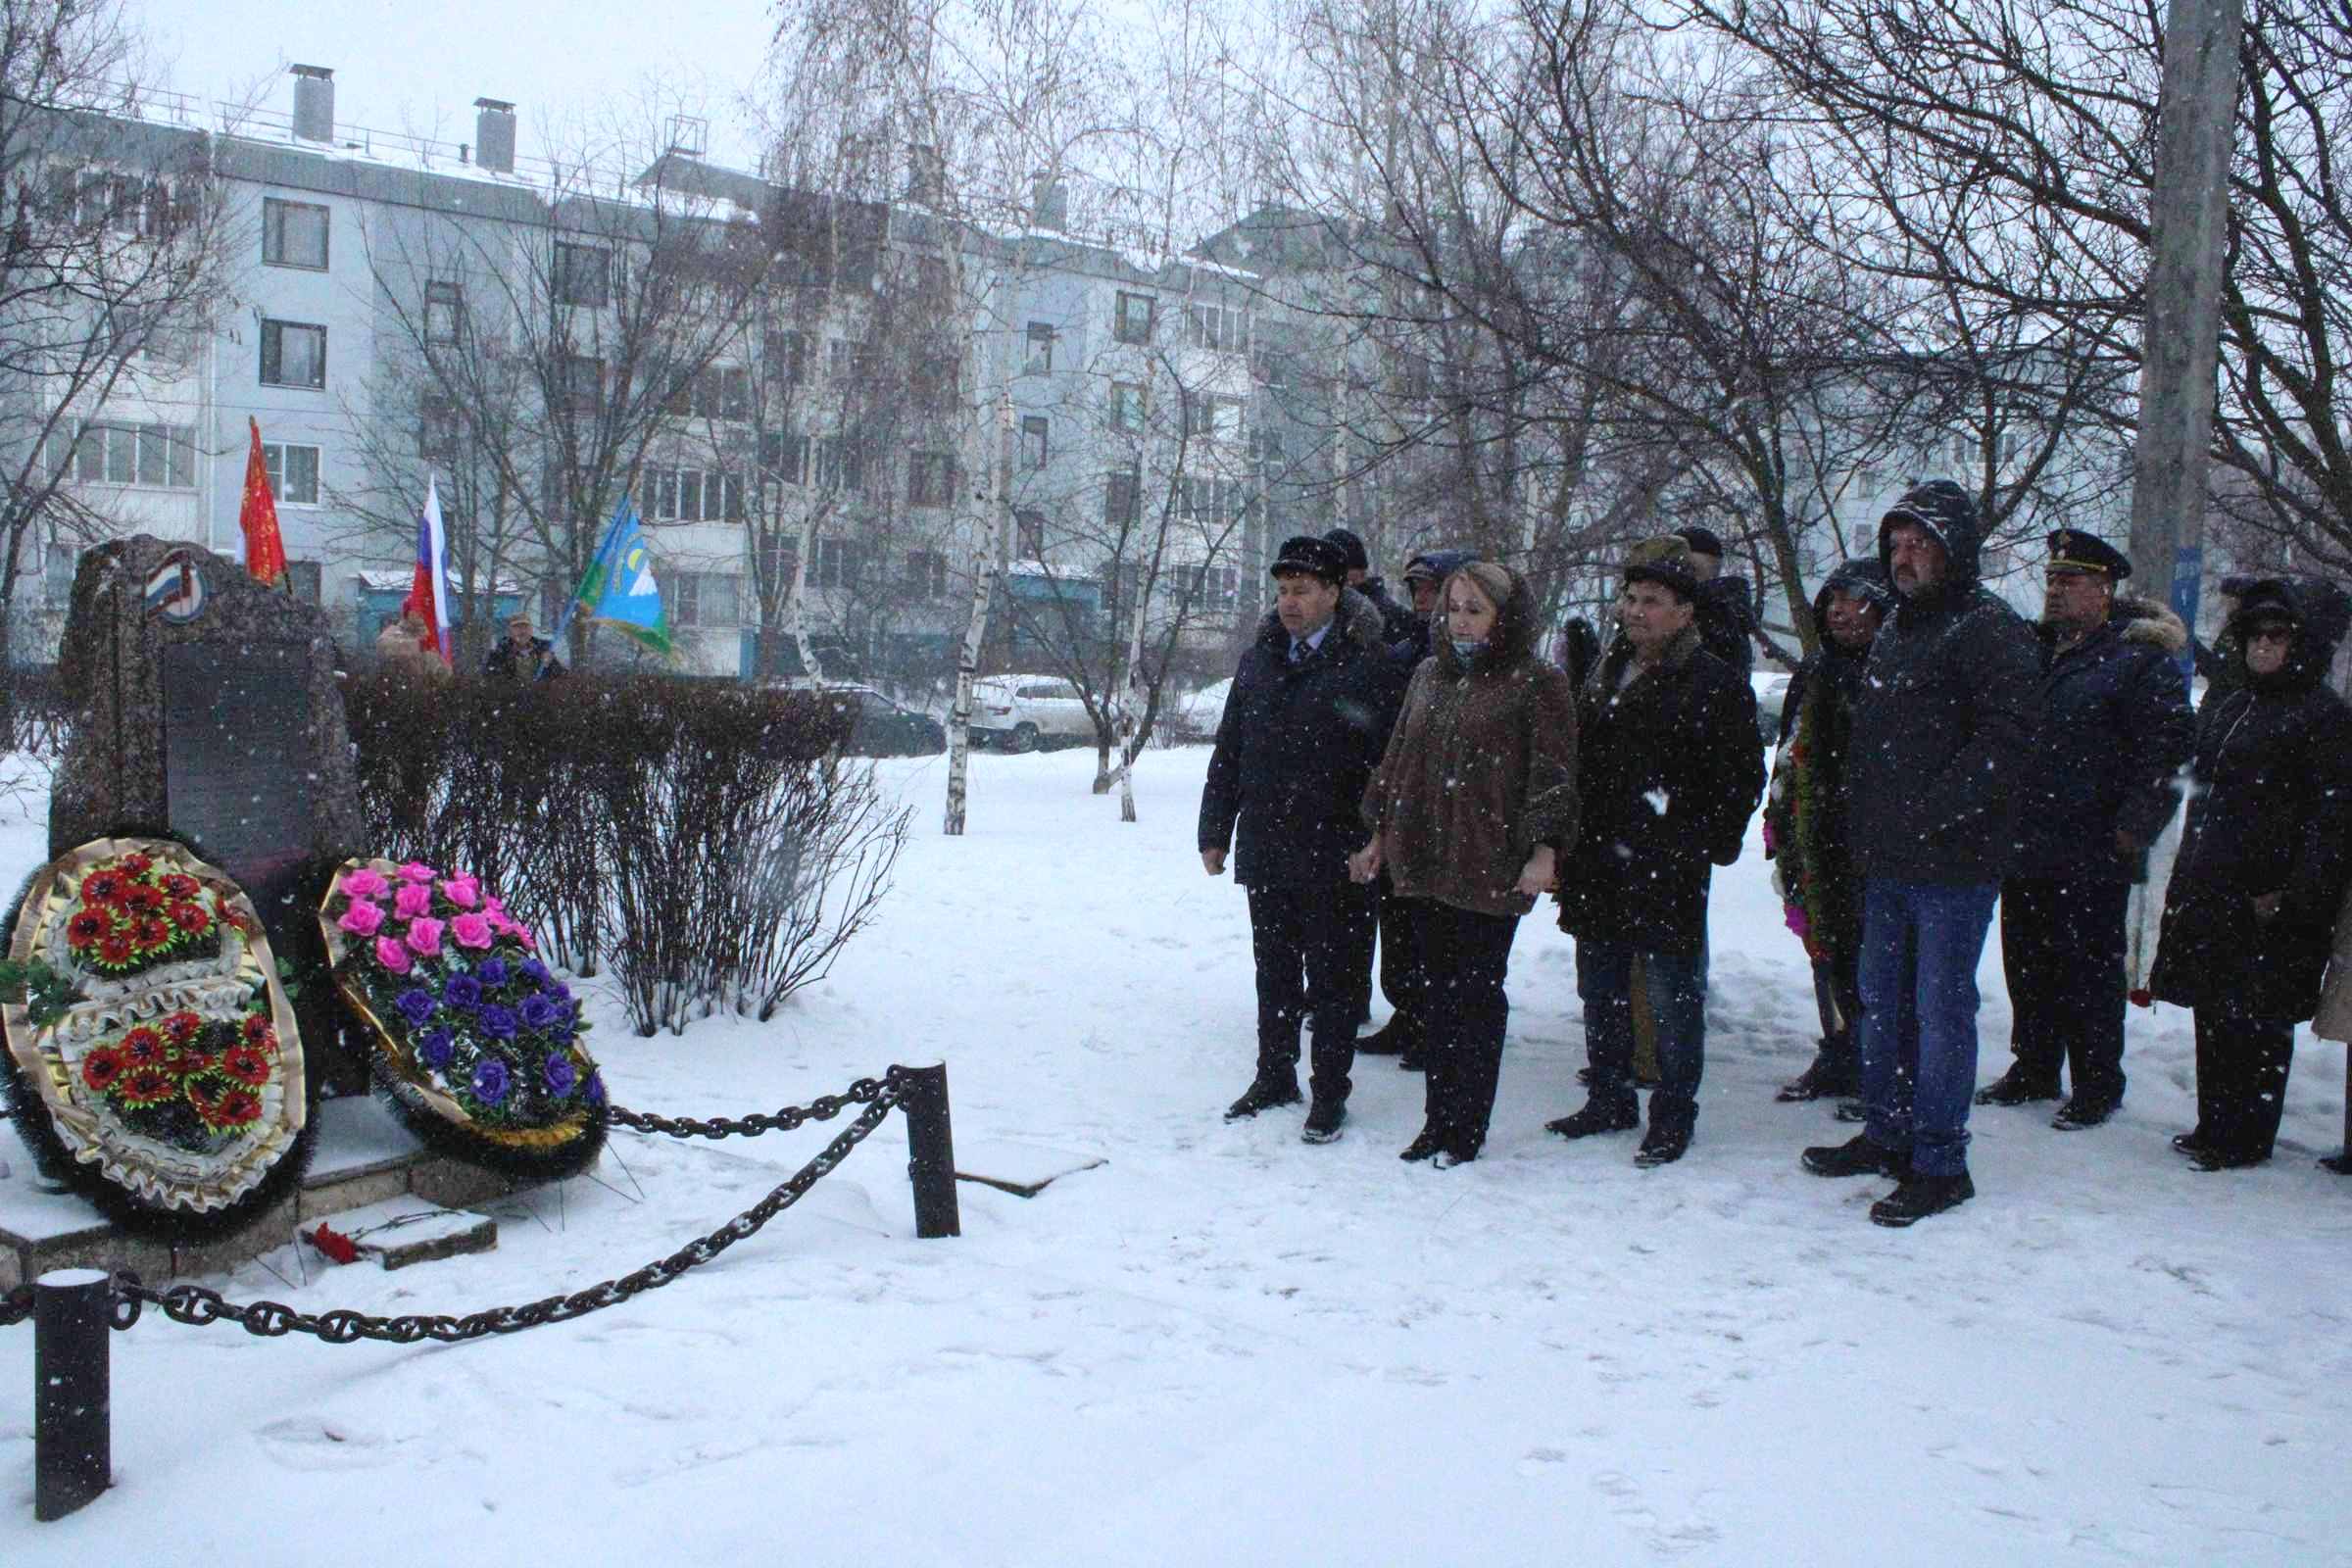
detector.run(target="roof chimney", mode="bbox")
[289,65,335,144]
[1033,174,1067,233]
[474,98,515,173]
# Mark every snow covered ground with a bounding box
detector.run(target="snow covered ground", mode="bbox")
[5,746,2352,1564]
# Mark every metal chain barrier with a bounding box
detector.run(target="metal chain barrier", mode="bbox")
[105,1070,908,1348]
[604,1074,890,1142]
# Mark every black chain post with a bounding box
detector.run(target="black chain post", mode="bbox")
[33,1269,112,1522]
[897,1061,960,1240]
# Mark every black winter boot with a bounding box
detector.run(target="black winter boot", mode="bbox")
[1545,1100,1640,1140]
[1224,1074,1302,1121]
[1777,1047,1858,1102]
[1869,1170,1975,1226]
[1801,1134,1907,1179]
[1355,1014,1418,1056]
[1974,1065,2059,1106]
[1300,1098,1347,1144]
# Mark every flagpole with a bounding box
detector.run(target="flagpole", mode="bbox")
[549,496,629,656]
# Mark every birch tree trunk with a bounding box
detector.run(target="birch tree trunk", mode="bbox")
[945,388,1014,835]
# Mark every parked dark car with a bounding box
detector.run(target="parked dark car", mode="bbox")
[787,682,947,757]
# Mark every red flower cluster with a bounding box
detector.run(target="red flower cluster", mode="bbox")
[64,852,219,976]
[76,1006,278,1136]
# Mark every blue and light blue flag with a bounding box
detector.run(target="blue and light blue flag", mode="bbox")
[559,497,671,657]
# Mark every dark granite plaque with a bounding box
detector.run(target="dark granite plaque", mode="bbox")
[162,641,315,891]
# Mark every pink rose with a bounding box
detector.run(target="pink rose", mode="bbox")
[393,882,435,920]
[373,935,414,974]
[397,860,438,884]
[440,875,480,909]
[342,866,390,899]
[450,912,495,950]
[405,916,445,957]
[481,895,507,919]
[337,899,385,937]
[513,925,537,952]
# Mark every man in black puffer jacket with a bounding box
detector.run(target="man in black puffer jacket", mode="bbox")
[1800,481,2037,1226]
[1200,535,1401,1143]
[1979,530,2194,1129]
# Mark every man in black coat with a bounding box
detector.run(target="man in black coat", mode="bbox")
[1800,481,2037,1225]
[1674,525,1757,677]
[1200,535,1398,1143]
[1326,527,1420,648]
[1978,530,2194,1129]
[1546,535,1765,1167]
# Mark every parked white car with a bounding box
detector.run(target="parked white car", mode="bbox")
[971,674,1097,752]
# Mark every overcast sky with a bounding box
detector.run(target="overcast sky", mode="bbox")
[134,0,780,169]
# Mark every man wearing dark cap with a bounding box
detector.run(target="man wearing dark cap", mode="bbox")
[1977,530,2193,1128]
[1326,526,1418,646]
[1549,536,1764,1167]
[1200,534,1399,1142]
[1800,481,2036,1224]
[1673,525,1757,676]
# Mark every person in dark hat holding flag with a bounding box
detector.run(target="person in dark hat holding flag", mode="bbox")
[1200,534,1399,1143]
[1976,529,2193,1128]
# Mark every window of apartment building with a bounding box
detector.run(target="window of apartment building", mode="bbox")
[262,442,321,506]
[762,328,806,385]
[1020,415,1050,470]
[1178,473,1249,529]
[671,571,742,627]
[45,541,76,609]
[812,436,867,493]
[757,534,800,592]
[260,319,327,388]
[1395,356,1433,403]
[1109,381,1147,433]
[906,550,949,598]
[1104,468,1140,530]
[1250,341,1289,387]
[262,198,329,269]
[560,354,603,415]
[57,421,196,488]
[646,466,745,522]
[419,394,464,462]
[814,536,858,588]
[667,365,754,421]
[826,337,864,381]
[1175,564,1239,608]
[1181,394,1243,444]
[424,279,466,346]
[553,242,612,308]
[1187,302,1249,353]
[1025,321,1055,373]
[907,450,956,508]
[760,429,808,485]
[1015,509,1046,559]
[912,350,957,413]
[1113,291,1155,346]
[284,560,322,606]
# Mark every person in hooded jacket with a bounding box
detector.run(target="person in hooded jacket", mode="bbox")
[1977,531,2194,1129]
[1201,535,1401,1144]
[1546,536,1765,1167]
[1353,561,1579,1166]
[1764,557,1893,1104]
[1674,525,1757,677]
[2148,576,2352,1170]
[1800,481,2037,1226]
[1356,546,1478,1067]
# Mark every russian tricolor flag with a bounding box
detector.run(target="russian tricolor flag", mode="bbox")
[400,476,453,665]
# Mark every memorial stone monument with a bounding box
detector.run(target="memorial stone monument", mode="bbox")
[49,535,370,1093]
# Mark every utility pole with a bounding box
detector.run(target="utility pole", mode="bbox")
[2124,0,2247,668]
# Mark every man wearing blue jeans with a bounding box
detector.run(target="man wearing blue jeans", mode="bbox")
[1801,481,2035,1225]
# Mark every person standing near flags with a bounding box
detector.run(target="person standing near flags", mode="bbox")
[486,612,560,682]
[375,608,449,681]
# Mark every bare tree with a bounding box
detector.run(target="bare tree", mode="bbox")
[1,0,233,716]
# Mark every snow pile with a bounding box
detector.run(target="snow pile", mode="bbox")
[4,747,2350,1563]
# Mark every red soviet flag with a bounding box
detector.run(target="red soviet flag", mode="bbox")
[239,416,288,587]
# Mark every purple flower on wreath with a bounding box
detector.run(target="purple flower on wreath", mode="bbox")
[394,988,437,1028]
[542,1053,578,1097]
[519,993,562,1031]
[583,1071,607,1108]
[476,957,510,989]
[443,974,483,1010]
[518,958,551,987]
[477,1004,518,1041]
[471,1057,512,1105]
[418,1029,456,1070]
